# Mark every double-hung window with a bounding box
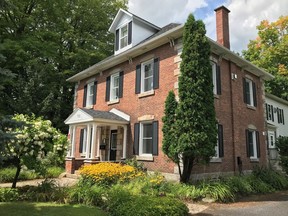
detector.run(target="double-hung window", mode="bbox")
[105,72,124,102]
[211,61,221,95]
[142,59,154,92]
[135,58,159,94]
[246,129,260,159]
[265,103,274,121]
[110,73,120,101]
[214,124,224,158]
[243,78,257,107]
[134,121,158,156]
[83,81,97,107]
[115,21,132,52]
[120,24,128,49]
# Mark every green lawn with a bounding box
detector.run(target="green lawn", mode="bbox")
[0,202,108,216]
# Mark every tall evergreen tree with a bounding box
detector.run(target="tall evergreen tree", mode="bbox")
[162,90,178,164]
[174,14,217,183]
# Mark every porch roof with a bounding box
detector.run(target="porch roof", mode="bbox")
[64,108,129,125]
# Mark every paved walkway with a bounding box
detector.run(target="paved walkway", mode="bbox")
[0,177,78,188]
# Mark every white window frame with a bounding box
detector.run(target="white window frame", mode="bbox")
[268,131,276,149]
[119,24,128,49]
[110,73,120,101]
[86,82,94,107]
[248,130,257,159]
[141,59,154,93]
[245,78,255,106]
[211,61,217,95]
[139,122,153,156]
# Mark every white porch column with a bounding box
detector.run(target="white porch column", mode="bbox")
[85,124,91,159]
[122,125,127,159]
[71,125,76,158]
[96,127,101,158]
[66,126,72,157]
[91,123,97,159]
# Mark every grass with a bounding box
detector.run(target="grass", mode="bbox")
[0,202,108,216]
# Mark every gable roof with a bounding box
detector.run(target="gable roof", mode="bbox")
[67,22,273,83]
[108,9,160,33]
[64,108,129,125]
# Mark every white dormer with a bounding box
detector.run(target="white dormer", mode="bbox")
[109,9,160,55]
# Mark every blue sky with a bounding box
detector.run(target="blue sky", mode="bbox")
[128,0,287,53]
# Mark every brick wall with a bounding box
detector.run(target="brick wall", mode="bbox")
[71,40,267,175]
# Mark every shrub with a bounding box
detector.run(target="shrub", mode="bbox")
[225,175,253,195]
[106,187,188,216]
[125,157,146,171]
[199,181,235,202]
[0,167,37,183]
[252,166,288,190]
[246,175,274,194]
[45,166,64,178]
[79,162,144,186]
[166,183,204,200]
[68,181,104,206]
[0,188,19,202]
[276,136,288,174]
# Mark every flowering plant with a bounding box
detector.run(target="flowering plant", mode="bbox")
[80,162,144,186]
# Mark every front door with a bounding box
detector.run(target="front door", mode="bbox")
[109,130,117,161]
[268,131,276,149]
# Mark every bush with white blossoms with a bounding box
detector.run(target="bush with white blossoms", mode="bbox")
[2,114,68,187]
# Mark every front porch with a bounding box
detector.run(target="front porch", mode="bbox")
[64,108,130,174]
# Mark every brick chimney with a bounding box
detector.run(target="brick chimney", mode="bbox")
[214,6,230,49]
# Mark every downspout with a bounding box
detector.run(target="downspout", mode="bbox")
[229,60,237,174]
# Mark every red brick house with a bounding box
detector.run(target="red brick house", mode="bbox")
[64,6,273,179]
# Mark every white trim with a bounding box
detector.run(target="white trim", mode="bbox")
[109,108,130,121]
[122,125,127,159]
[110,72,120,101]
[139,121,153,155]
[141,59,154,93]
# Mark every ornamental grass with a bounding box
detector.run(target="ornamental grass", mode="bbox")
[79,163,144,186]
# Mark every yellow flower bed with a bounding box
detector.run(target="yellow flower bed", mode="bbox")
[80,162,143,185]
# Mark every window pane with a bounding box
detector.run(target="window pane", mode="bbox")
[245,80,251,105]
[143,138,152,154]
[111,133,117,149]
[144,77,153,92]
[143,124,152,138]
[120,37,127,48]
[113,76,119,88]
[144,64,153,77]
[121,25,127,37]
[248,131,254,157]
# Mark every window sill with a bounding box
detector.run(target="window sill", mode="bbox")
[84,105,93,109]
[107,99,119,105]
[210,157,222,163]
[250,158,259,162]
[214,94,220,99]
[138,90,155,98]
[136,155,154,161]
[246,105,256,110]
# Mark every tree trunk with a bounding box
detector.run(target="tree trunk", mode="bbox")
[180,156,194,183]
[12,164,21,188]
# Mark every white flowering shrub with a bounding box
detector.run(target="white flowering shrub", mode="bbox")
[2,114,68,186]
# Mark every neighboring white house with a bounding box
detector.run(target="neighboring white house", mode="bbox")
[265,93,288,169]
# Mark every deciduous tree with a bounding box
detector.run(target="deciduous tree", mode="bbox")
[243,16,288,100]
[0,0,127,132]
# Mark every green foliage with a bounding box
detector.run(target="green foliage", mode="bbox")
[252,166,288,190]
[1,114,68,187]
[225,175,254,195]
[243,16,288,100]
[0,202,108,216]
[173,14,217,183]
[0,0,128,132]
[68,181,104,206]
[124,157,145,171]
[162,91,179,163]
[45,167,64,178]
[246,175,274,194]
[106,187,189,216]
[198,181,235,202]
[276,136,288,174]
[0,167,37,183]
[0,188,19,202]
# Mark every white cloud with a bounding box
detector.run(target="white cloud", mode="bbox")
[128,0,208,27]
[127,0,288,52]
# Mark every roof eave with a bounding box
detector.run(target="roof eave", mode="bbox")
[208,38,274,81]
[265,92,288,106]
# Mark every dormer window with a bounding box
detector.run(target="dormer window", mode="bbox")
[115,22,132,52]
[120,24,128,49]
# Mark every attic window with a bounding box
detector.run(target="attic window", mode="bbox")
[116,21,132,51]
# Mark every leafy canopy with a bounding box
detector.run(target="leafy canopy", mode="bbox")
[0,0,127,132]
[243,16,288,100]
